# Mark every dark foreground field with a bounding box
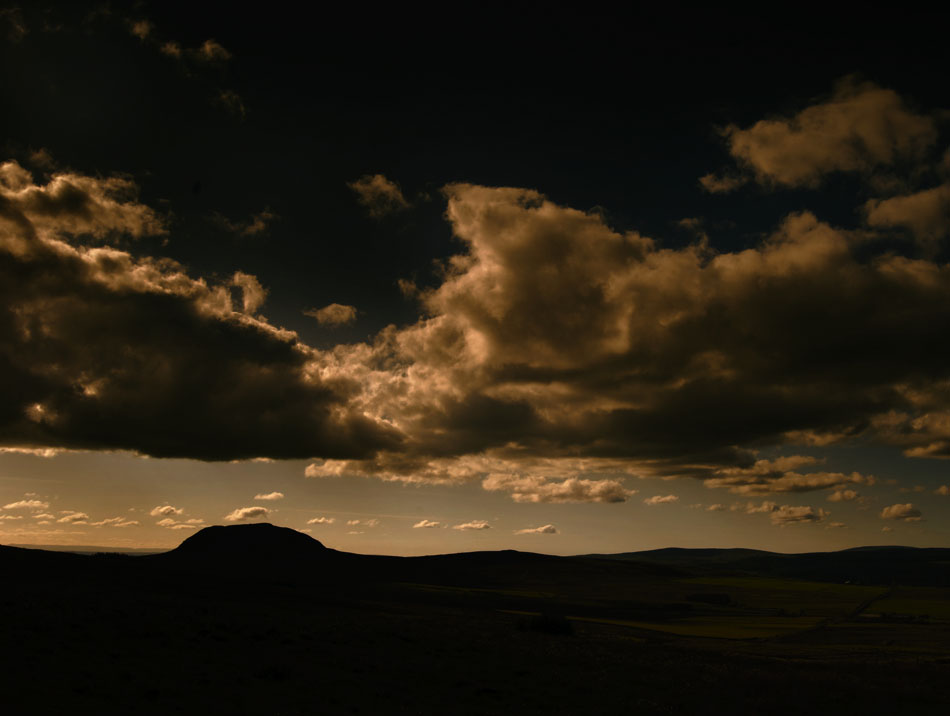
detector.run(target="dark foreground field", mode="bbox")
[3,525,949,715]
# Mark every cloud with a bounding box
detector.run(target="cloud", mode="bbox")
[0,160,164,238]
[224,506,270,522]
[3,499,49,510]
[214,209,277,237]
[452,520,490,531]
[194,39,231,63]
[160,42,182,58]
[740,501,778,514]
[769,505,828,526]
[348,174,410,217]
[230,271,267,314]
[57,511,89,524]
[936,485,950,496]
[482,474,632,503]
[704,457,874,495]
[827,489,860,502]
[698,173,747,194]
[216,90,246,118]
[304,303,358,326]
[157,517,204,530]
[705,504,725,511]
[0,446,61,457]
[150,505,183,517]
[128,20,151,40]
[313,174,950,492]
[345,518,379,527]
[0,515,23,520]
[412,519,444,529]
[712,78,937,189]
[253,492,284,501]
[306,516,335,525]
[880,503,922,521]
[865,183,950,246]
[514,524,558,535]
[0,7,27,41]
[90,517,138,527]
[0,161,400,461]
[643,494,679,505]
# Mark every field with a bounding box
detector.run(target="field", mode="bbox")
[2,535,950,714]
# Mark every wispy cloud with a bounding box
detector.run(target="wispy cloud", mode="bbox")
[514,524,557,535]
[452,520,490,531]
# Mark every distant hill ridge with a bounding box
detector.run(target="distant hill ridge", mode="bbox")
[586,545,950,586]
[3,525,949,586]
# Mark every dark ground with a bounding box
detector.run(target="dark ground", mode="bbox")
[3,525,949,715]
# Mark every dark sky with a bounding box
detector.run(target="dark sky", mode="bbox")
[1,2,949,552]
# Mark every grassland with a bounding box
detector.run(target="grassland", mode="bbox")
[3,539,950,714]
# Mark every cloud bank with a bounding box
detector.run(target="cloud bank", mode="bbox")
[0,162,400,461]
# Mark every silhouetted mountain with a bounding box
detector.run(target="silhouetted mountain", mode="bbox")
[166,522,329,559]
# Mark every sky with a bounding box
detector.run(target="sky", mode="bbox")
[1,2,949,554]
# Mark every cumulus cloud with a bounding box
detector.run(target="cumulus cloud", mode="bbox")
[57,511,89,524]
[643,494,679,505]
[936,485,950,496]
[312,177,950,494]
[412,519,444,529]
[880,503,922,521]
[705,458,873,496]
[865,183,950,247]
[253,491,284,501]
[0,160,163,238]
[711,78,937,189]
[453,520,490,531]
[0,161,400,461]
[482,474,632,503]
[307,516,335,525]
[224,506,270,522]
[348,174,410,217]
[150,505,183,517]
[769,505,828,526]
[828,489,860,502]
[514,524,558,534]
[304,303,358,326]
[3,499,49,510]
